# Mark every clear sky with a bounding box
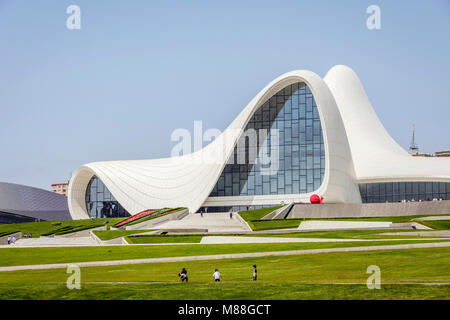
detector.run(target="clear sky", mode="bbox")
[0,0,449,190]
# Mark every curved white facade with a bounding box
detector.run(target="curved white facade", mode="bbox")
[324,65,450,183]
[68,65,450,219]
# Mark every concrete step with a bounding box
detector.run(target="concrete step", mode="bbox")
[154,213,250,233]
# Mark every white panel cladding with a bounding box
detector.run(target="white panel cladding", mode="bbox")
[324,65,450,183]
[69,66,408,219]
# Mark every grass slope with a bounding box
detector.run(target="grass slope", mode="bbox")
[126,235,202,244]
[250,219,302,231]
[0,218,122,238]
[238,206,282,230]
[418,221,450,230]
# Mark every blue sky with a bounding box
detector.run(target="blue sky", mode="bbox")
[0,0,449,190]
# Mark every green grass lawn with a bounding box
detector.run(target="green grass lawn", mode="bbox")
[238,206,282,230]
[127,229,447,244]
[247,229,444,239]
[126,235,202,244]
[1,239,448,267]
[237,206,302,231]
[123,229,446,244]
[1,247,449,299]
[250,219,302,231]
[239,207,450,232]
[93,229,155,241]
[0,218,123,238]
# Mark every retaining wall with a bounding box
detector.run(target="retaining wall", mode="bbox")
[287,200,450,219]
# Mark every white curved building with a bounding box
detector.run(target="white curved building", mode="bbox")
[68,65,450,219]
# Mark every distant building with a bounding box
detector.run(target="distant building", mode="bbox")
[51,181,69,196]
[411,150,450,158]
[411,152,433,157]
[435,151,450,157]
[407,126,449,158]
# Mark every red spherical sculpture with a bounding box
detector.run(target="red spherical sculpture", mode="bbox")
[310,194,324,204]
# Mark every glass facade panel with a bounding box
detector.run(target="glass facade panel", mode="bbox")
[209,82,325,198]
[359,182,450,203]
[85,176,130,218]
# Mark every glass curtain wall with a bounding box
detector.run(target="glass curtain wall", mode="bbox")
[85,176,130,218]
[359,182,450,203]
[209,82,325,198]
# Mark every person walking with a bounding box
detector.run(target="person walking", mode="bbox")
[200,210,203,218]
[11,236,16,244]
[252,265,257,281]
[7,236,11,245]
[213,269,222,282]
[229,210,233,219]
[178,268,188,282]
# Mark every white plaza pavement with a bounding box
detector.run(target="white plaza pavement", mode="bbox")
[297,220,393,231]
[11,236,98,247]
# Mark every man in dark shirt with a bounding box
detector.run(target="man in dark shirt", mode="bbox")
[252,265,257,281]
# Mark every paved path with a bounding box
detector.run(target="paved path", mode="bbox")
[12,236,98,247]
[298,220,392,231]
[198,236,447,244]
[1,241,449,272]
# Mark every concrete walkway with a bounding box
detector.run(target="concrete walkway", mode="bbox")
[198,236,446,244]
[11,236,98,247]
[199,236,370,244]
[298,220,392,231]
[1,241,449,272]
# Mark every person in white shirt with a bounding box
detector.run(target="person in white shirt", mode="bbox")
[213,269,221,282]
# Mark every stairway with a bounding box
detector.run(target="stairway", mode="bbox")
[154,212,251,233]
